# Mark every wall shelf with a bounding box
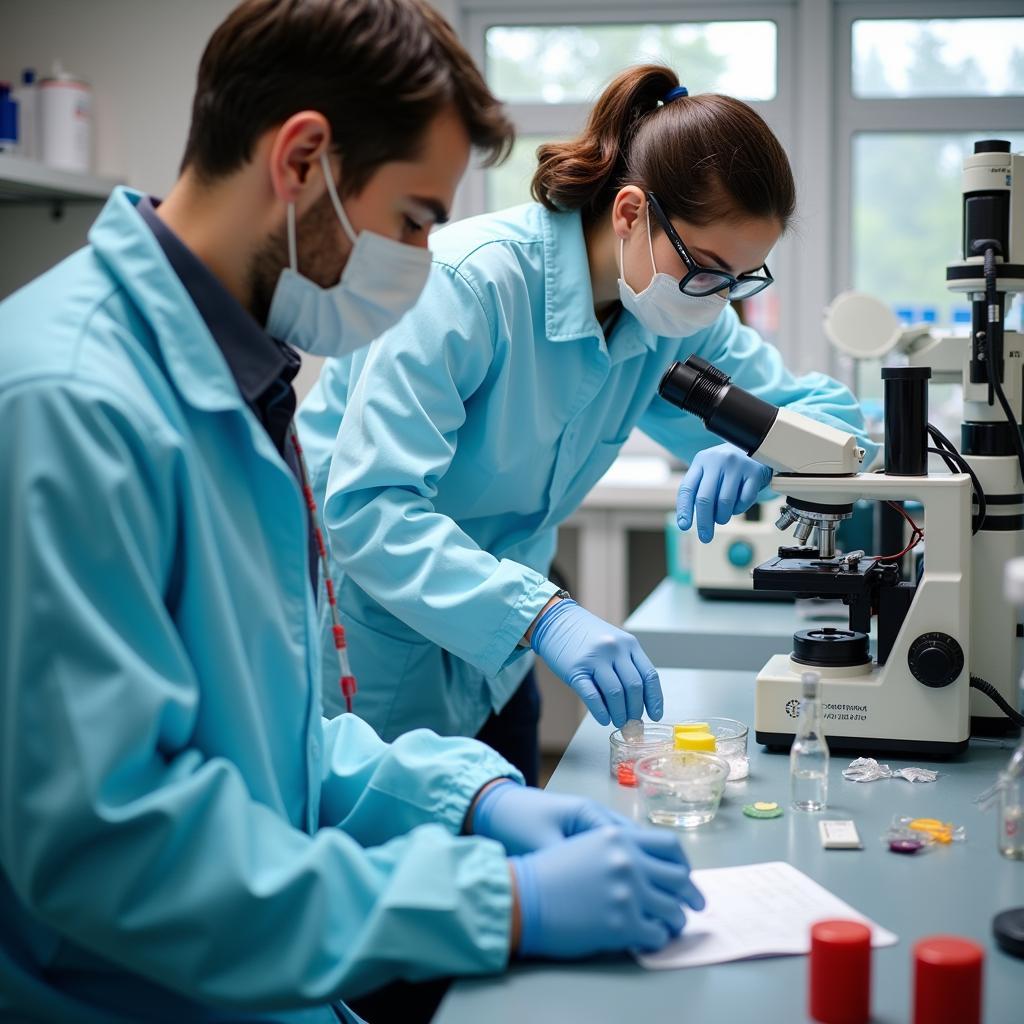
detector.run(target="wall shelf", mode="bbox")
[0,154,119,204]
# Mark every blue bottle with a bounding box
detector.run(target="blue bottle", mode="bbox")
[0,82,18,153]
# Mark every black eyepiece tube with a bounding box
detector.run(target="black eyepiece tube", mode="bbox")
[658,355,779,455]
[881,366,930,476]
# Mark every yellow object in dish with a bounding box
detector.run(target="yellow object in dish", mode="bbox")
[674,730,717,752]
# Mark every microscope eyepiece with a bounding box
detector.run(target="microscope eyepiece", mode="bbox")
[658,355,779,456]
[974,139,1010,154]
[658,356,730,420]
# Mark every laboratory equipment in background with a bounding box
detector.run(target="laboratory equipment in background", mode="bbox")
[0,83,18,154]
[658,139,1024,756]
[12,69,37,160]
[39,62,92,173]
[791,671,829,812]
[691,496,787,598]
[664,510,692,584]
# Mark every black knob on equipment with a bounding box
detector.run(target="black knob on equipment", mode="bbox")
[908,633,964,688]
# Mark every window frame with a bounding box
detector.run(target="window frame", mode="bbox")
[456,0,799,362]
[835,1,1024,361]
[453,0,1024,378]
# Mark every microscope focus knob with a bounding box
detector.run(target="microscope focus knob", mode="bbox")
[908,633,965,688]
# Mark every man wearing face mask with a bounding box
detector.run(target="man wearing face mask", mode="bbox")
[297,67,878,784]
[0,7,708,1023]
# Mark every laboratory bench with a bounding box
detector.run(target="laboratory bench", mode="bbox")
[624,579,850,671]
[435,669,1022,1024]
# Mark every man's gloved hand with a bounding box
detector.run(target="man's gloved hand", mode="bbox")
[530,599,663,727]
[472,780,633,856]
[676,442,773,543]
[510,825,705,959]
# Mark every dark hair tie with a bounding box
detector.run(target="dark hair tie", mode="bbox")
[663,85,689,103]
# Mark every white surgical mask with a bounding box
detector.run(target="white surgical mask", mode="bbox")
[266,152,433,357]
[617,205,728,337]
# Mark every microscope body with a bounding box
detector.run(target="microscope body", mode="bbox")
[753,471,973,755]
[904,327,1024,732]
[837,139,1024,729]
[660,354,975,755]
[658,140,1022,755]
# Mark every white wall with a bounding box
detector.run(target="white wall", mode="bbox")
[0,0,458,196]
[0,0,237,196]
[0,0,457,398]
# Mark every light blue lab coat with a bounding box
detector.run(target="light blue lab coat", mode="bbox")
[298,202,878,736]
[0,188,519,1024]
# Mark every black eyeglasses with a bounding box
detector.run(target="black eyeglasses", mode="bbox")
[646,192,774,301]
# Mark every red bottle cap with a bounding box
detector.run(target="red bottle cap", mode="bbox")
[809,919,872,1024]
[913,936,984,1024]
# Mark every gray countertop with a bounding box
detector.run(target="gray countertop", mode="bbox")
[436,668,1023,1024]
[625,579,852,671]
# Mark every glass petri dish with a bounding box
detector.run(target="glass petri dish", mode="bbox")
[609,723,674,785]
[677,716,750,780]
[635,750,730,828]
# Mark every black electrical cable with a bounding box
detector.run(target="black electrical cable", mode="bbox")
[928,447,983,533]
[927,422,987,533]
[982,245,1024,486]
[970,675,1024,728]
[928,422,959,457]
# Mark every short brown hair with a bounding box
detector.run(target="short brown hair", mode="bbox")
[532,65,795,229]
[181,0,514,191]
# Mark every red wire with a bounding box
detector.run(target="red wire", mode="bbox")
[288,425,356,713]
[872,501,924,562]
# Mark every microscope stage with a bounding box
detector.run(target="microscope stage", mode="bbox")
[753,555,886,599]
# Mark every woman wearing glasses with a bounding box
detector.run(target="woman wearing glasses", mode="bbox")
[296,65,875,784]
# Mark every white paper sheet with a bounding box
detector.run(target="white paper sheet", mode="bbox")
[637,860,898,970]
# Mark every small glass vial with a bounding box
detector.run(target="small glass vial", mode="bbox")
[791,671,829,812]
[998,764,1024,859]
[999,559,1024,859]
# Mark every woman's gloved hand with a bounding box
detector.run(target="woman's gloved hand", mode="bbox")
[530,599,663,727]
[510,825,705,958]
[471,780,633,856]
[676,442,773,543]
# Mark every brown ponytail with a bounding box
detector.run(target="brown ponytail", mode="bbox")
[531,64,795,230]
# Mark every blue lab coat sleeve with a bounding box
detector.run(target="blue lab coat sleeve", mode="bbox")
[637,306,879,468]
[321,263,559,680]
[0,380,515,1008]
[318,712,522,840]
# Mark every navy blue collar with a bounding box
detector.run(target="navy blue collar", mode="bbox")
[136,196,298,403]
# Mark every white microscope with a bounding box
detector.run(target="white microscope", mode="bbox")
[657,139,1024,756]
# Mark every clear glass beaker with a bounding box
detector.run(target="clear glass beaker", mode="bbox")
[608,723,673,785]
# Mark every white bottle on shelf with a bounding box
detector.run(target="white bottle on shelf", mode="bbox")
[39,61,92,174]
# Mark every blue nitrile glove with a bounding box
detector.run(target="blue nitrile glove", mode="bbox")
[530,599,663,727]
[676,442,773,543]
[472,779,634,856]
[510,825,705,958]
